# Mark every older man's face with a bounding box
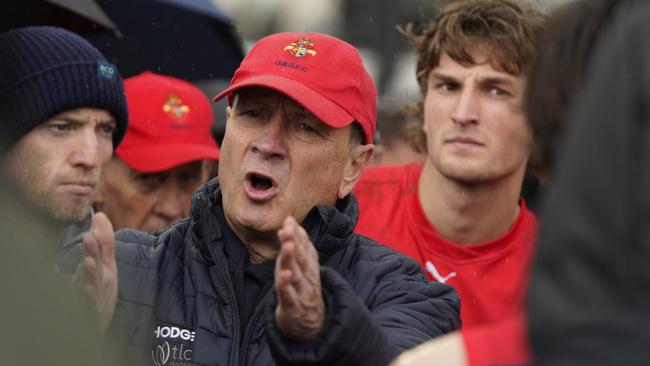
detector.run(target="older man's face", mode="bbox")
[3,107,115,222]
[218,88,358,245]
[96,158,211,232]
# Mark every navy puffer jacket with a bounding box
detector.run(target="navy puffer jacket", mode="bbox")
[110,179,460,366]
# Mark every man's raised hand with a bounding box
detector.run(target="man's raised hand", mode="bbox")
[71,212,118,331]
[274,216,325,342]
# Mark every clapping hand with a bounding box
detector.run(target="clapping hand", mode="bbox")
[71,212,118,332]
[274,216,325,342]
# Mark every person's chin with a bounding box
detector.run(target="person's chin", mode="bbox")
[237,206,283,232]
[141,223,167,232]
[51,205,91,223]
[438,162,480,181]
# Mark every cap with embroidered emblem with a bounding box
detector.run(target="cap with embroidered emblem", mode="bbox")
[117,72,220,173]
[213,32,376,144]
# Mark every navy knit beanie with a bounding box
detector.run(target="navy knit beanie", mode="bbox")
[0,26,128,149]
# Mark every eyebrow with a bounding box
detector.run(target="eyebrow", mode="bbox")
[429,71,459,84]
[233,93,272,108]
[54,115,116,126]
[430,71,515,85]
[234,94,314,117]
[476,76,515,87]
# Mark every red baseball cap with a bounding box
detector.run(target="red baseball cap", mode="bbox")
[118,72,220,173]
[213,32,376,144]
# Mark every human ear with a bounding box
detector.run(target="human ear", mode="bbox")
[337,144,374,199]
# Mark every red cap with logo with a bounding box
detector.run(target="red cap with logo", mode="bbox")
[213,32,376,144]
[118,72,220,173]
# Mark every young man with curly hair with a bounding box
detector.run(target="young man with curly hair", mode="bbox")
[354,1,546,364]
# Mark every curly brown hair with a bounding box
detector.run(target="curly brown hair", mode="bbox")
[400,0,546,153]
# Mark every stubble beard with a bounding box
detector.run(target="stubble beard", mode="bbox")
[435,155,495,186]
[40,192,93,223]
[4,159,93,224]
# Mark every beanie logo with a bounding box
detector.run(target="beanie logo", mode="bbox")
[97,61,116,80]
[283,38,316,58]
[163,93,191,119]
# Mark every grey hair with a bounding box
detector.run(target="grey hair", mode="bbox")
[348,122,366,151]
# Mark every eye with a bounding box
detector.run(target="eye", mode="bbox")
[297,122,317,133]
[243,110,260,117]
[135,173,165,192]
[487,86,511,97]
[48,122,71,134]
[436,82,459,92]
[239,108,265,119]
[98,122,116,137]
[291,119,320,136]
[179,171,200,183]
[290,117,329,144]
[177,169,204,192]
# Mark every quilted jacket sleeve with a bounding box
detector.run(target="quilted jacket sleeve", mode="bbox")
[266,241,461,366]
[107,229,162,366]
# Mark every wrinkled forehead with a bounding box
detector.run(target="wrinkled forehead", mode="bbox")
[232,87,324,124]
[232,87,302,110]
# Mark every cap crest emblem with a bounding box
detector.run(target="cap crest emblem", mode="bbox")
[283,37,317,58]
[163,93,190,119]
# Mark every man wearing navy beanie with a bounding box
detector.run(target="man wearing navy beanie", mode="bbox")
[0,26,127,220]
[0,26,128,291]
[0,26,128,149]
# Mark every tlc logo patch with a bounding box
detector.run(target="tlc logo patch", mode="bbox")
[151,324,195,366]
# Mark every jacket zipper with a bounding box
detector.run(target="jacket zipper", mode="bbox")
[237,288,274,366]
[209,251,242,366]
[225,274,241,366]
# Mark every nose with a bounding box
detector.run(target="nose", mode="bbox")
[153,183,185,225]
[250,113,287,160]
[69,129,100,170]
[450,87,479,126]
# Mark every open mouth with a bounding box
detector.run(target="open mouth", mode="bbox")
[244,172,279,202]
[250,173,274,191]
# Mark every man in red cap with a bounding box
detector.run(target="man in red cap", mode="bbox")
[98,33,460,366]
[95,72,220,232]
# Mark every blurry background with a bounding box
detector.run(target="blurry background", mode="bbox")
[2,0,577,162]
[214,0,576,164]
[214,0,576,104]
[214,0,575,164]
